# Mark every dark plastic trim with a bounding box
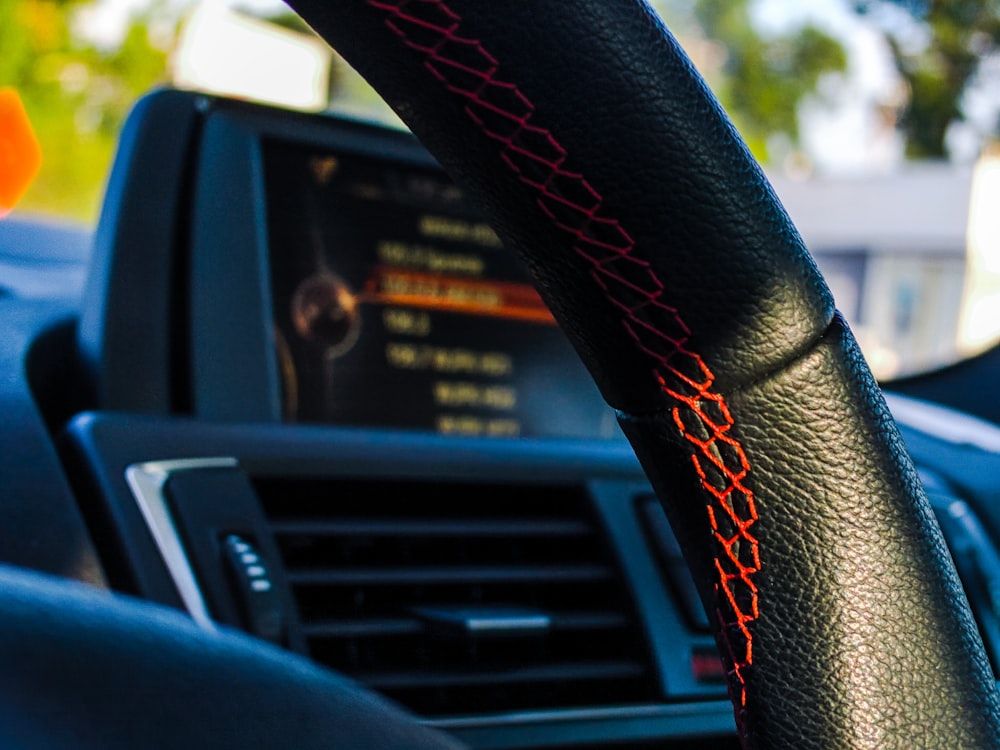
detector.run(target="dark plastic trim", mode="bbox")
[78,89,206,414]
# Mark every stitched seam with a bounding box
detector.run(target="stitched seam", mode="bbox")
[365,0,760,733]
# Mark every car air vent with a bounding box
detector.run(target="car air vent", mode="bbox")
[253,478,659,717]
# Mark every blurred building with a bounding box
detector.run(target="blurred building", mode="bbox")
[768,159,999,380]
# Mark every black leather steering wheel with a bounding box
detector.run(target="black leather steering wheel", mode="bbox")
[1,1,999,749]
[281,0,1000,746]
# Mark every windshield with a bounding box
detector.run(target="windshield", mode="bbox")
[3,0,999,380]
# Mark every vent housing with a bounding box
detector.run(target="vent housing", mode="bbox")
[255,478,659,717]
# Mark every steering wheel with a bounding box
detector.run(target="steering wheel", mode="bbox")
[282,0,1000,746]
[1,1,998,748]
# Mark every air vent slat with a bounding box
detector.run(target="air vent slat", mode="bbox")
[551,611,629,630]
[272,518,593,537]
[302,618,423,638]
[301,610,629,640]
[360,660,649,690]
[286,563,614,587]
[256,477,659,717]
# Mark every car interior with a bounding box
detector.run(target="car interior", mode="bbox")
[4,0,1000,748]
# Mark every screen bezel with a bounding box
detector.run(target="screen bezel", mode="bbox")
[190,100,442,424]
[189,98,619,441]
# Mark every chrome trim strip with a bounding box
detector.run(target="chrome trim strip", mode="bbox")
[124,457,239,632]
[884,392,1000,454]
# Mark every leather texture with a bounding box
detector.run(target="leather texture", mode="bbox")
[0,565,464,749]
[620,316,1000,747]
[285,0,1000,746]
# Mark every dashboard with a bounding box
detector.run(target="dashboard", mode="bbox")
[4,88,1000,748]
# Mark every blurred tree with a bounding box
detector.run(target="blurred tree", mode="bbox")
[0,0,174,221]
[854,0,1000,158]
[0,0,869,219]
[653,0,848,163]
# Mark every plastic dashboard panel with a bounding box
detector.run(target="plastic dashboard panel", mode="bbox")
[61,411,738,748]
[57,408,1000,749]
[187,99,420,422]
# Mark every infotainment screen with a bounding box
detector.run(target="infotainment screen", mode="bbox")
[264,137,619,440]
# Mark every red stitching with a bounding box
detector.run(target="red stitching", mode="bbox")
[365,0,760,733]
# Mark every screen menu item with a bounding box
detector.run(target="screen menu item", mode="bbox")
[265,138,619,439]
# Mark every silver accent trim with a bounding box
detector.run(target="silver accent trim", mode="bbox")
[884,392,1000,454]
[124,457,239,632]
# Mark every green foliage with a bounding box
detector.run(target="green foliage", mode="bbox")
[0,0,173,222]
[855,0,1000,158]
[655,0,848,163]
[0,0,902,220]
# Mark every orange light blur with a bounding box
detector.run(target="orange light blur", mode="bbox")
[0,89,43,218]
[363,266,556,325]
